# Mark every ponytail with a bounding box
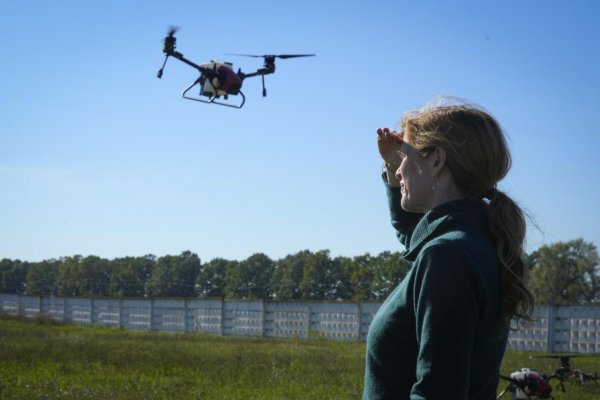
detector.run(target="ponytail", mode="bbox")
[486,190,535,329]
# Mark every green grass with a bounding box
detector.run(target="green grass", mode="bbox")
[0,316,364,399]
[1,316,599,399]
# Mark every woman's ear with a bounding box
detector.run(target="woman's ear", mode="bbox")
[432,147,447,174]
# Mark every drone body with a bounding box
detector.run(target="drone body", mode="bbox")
[156,28,314,108]
[187,60,245,107]
[198,61,242,97]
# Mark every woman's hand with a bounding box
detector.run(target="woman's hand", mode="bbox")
[377,128,403,170]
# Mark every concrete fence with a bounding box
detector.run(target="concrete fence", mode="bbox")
[506,304,600,354]
[1,293,599,353]
[0,293,379,341]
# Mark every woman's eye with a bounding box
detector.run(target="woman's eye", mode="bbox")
[396,150,406,160]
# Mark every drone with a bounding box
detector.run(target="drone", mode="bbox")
[156,28,315,108]
[532,354,598,392]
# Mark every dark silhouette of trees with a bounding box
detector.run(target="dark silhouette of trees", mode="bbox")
[0,258,30,294]
[3,238,598,305]
[370,251,410,300]
[299,250,337,300]
[26,259,60,296]
[146,251,200,297]
[270,250,310,301]
[196,257,233,298]
[109,255,154,297]
[57,255,83,296]
[225,253,274,300]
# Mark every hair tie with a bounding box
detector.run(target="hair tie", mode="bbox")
[483,187,499,199]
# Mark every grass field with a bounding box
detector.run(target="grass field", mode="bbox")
[1,316,599,399]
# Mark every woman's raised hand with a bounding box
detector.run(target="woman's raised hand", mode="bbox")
[376,128,403,169]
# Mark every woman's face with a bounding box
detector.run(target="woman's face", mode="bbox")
[395,136,435,213]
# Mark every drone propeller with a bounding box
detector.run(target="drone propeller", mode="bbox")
[275,54,316,59]
[532,355,583,359]
[226,53,315,60]
[167,26,179,37]
[157,26,180,78]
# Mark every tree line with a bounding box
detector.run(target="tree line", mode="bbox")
[1,238,599,305]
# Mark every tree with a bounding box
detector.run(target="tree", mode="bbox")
[57,256,83,296]
[243,253,275,300]
[109,255,155,297]
[328,256,353,301]
[224,262,242,299]
[146,251,201,297]
[25,259,60,296]
[78,256,111,296]
[350,254,374,301]
[369,251,409,300]
[529,238,600,306]
[196,257,232,298]
[300,250,336,300]
[225,253,274,300]
[0,259,30,294]
[270,250,311,301]
[55,255,111,297]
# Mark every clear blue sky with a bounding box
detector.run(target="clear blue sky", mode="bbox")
[1,0,599,262]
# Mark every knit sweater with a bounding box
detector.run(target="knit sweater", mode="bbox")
[362,176,507,400]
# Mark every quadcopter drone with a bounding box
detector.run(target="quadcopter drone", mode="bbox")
[533,354,598,392]
[157,28,315,108]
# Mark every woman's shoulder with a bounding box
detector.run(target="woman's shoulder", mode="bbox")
[416,232,495,273]
[412,230,498,291]
[417,235,469,265]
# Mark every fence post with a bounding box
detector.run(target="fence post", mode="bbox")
[150,299,155,331]
[546,305,556,353]
[90,298,95,325]
[16,294,21,317]
[63,297,68,323]
[305,303,311,339]
[118,298,124,329]
[220,298,226,336]
[260,299,267,337]
[184,299,189,333]
[356,302,362,342]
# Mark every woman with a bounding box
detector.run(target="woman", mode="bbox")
[363,99,534,399]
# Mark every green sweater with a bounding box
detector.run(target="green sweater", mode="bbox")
[363,176,507,400]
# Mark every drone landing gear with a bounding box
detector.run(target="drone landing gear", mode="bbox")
[181,79,246,109]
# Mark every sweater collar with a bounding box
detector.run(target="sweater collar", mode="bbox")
[402,198,485,261]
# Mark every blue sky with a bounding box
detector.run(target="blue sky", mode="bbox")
[1,0,599,262]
